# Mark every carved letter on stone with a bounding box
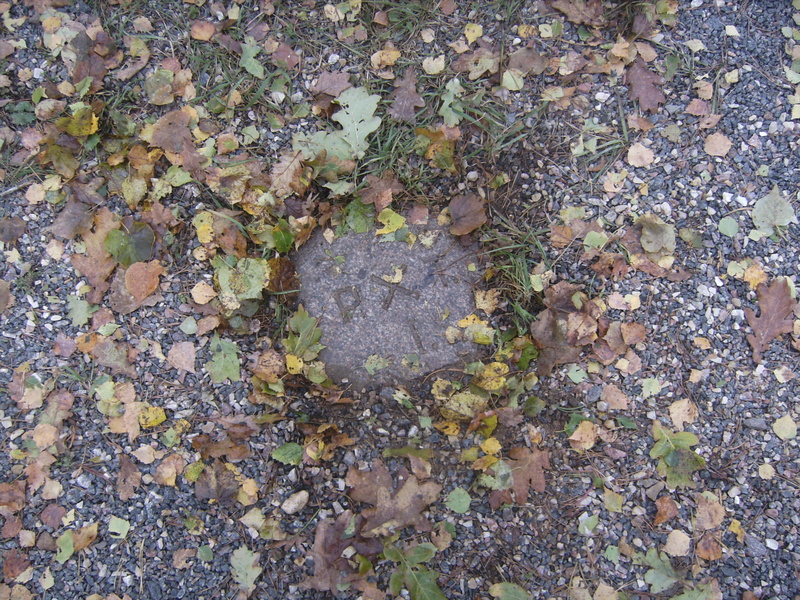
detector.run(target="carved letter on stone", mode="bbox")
[334,286,361,322]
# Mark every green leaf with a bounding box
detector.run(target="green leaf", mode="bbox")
[405,568,447,600]
[717,216,739,238]
[678,227,703,248]
[272,442,303,465]
[215,257,270,302]
[752,185,798,235]
[671,582,721,600]
[445,487,471,514]
[522,395,545,417]
[478,460,513,491]
[55,531,74,564]
[364,354,390,374]
[108,516,131,540]
[404,543,437,566]
[67,295,97,327]
[272,219,294,254]
[616,416,638,430]
[641,378,662,399]
[577,513,599,535]
[636,549,681,593]
[343,198,374,234]
[240,43,265,79]
[105,222,155,267]
[282,305,324,361]
[206,334,240,383]
[439,77,465,127]
[198,544,213,561]
[231,546,262,595]
[489,582,531,600]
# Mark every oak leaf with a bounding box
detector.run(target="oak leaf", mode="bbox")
[505,446,550,504]
[117,455,141,501]
[358,170,404,213]
[745,279,797,363]
[625,57,665,113]
[388,69,425,123]
[345,459,441,537]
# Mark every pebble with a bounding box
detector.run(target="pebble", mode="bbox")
[744,534,769,558]
[281,490,309,515]
[744,417,769,431]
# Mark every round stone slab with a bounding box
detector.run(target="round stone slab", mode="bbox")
[294,226,483,389]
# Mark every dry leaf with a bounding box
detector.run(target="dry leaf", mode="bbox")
[358,171,404,213]
[449,193,487,236]
[191,281,217,304]
[310,71,351,97]
[627,142,654,167]
[117,454,141,501]
[625,57,665,113]
[569,420,598,451]
[663,529,691,557]
[654,495,679,526]
[190,21,216,41]
[669,398,698,431]
[167,342,196,374]
[154,453,186,487]
[695,494,725,531]
[745,279,797,363]
[601,384,629,410]
[704,133,732,157]
[388,69,425,122]
[125,260,163,303]
[696,531,722,561]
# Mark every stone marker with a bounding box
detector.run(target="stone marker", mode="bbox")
[294,225,483,389]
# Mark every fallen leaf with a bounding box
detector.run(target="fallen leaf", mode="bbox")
[627,142,654,167]
[3,549,29,581]
[125,260,163,303]
[569,420,598,451]
[663,529,691,557]
[695,494,725,531]
[449,193,486,235]
[745,279,797,363]
[422,55,446,75]
[654,495,679,526]
[388,69,425,122]
[772,414,797,440]
[346,459,442,537]
[625,57,665,113]
[190,20,216,41]
[310,71,351,97]
[154,453,185,486]
[230,546,262,596]
[696,531,722,561]
[358,170,404,213]
[704,133,732,157]
[752,185,798,235]
[191,281,217,304]
[601,384,629,410]
[117,455,141,501]
[506,446,550,504]
[195,460,239,504]
[551,0,605,25]
[669,398,698,431]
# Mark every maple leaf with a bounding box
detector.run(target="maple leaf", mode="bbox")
[505,447,550,504]
[625,57,666,113]
[300,511,365,594]
[745,279,797,363]
[150,110,206,180]
[358,170,404,213]
[346,459,442,537]
[388,69,425,123]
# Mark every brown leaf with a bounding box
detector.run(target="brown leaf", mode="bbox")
[72,522,98,552]
[115,455,141,502]
[91,339,137,377]
[388,69,425,123]
[704,132,732,157]
[310,71,351,97]
[151,110,206,180]
[345,459,441,537]
[589,252,628,280]
[653,495,679,526]
[271,43,300,69]
[70,207,120,304]
[0,479,25,513]
[1,516,21,540]
[193,433,251,462]
[0,217,25,244]
[745,279,797,363]
[173,548,196,569]
[40,504,66,529]
[0,280,11,315]
[154,453,185,487]
[685,99,710,116]
[358,170,404,213]
[696,531,722,561]
[167,342,196,374]
[551,0,605,25]
[269,150,307,199]
[449,193,487,236]
[300,511,362,593]
[125,260,163,303]
[47,198,94,240]
[194,460,239,503]
[266,257,298,295]
[248,350,285,383]
[695,494,725,531]
[625,57,665,113]
[506,447,550,504]
[190,20,217,41]
[3,549,29,582]
[507,48,548,75]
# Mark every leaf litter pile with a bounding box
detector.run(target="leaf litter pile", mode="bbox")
[0,1,799,599]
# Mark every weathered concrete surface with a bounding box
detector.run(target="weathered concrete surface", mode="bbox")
[294,226,483,389]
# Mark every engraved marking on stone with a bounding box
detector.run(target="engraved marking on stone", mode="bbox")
[370,275,420,310]
[410,320,424,352]
[333,286,361,322]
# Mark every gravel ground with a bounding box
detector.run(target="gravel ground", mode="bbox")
[0,1,799,599]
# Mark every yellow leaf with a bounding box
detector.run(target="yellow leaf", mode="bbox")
[480,437,501,455]
[375,208,405,235]
[285,354,303,375]
[193,211,214,244]
[237,478,259,506]
[457,314,484,327]
[728,518,745,542]
[471,454,498,471]
[465,23,482,44]
[434,420,461,436]
[475,289,501,314]
[474,362,509,391]
[568,421,598,451]
[139,405,167,428]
